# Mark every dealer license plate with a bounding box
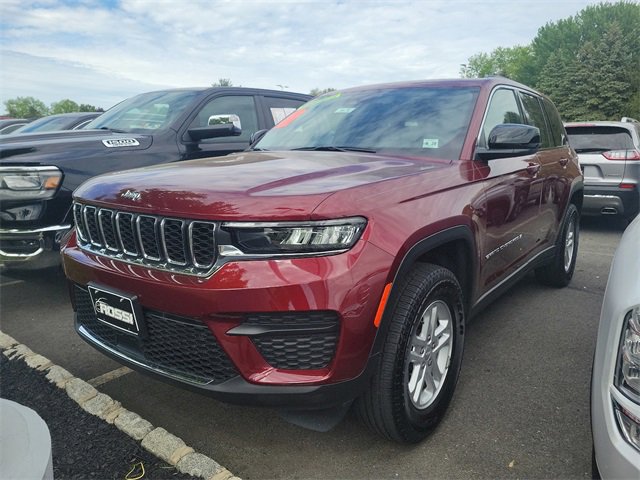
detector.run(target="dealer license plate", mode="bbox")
[88,284,142,335]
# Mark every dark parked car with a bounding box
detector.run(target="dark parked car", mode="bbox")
[62,78,582,442]
[565,117,640,221]
[0,87,310,267]
[0,118,31,135]
[11,112,102,134]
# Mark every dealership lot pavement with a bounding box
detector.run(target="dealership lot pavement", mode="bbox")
[0,216,628,479]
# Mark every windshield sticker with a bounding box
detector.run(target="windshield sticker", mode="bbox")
[334,107,356,114]
[274,109,306,129]
[422,138,439,149]
[102,138,140,148]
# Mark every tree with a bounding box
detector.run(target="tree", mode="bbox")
[460,46,534,85]
[309,87,336,97]
[463,1,640,120]
[78,104,103,112]
[538,22,636,121]
[531,1,640,88]
[211,78,235,87]
[4,96,49,118]
[50,99,80,114]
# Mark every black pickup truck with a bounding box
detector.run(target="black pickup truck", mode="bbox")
[0,87,310,268]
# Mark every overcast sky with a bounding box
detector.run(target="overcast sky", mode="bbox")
[0,0,603,112]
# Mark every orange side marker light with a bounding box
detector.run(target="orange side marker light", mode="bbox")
[373,283,393,328]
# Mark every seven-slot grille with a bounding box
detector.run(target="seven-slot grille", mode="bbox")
[73,202,216,275]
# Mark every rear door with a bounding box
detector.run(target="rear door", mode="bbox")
[257,95,308,128]
[518,91,570,244]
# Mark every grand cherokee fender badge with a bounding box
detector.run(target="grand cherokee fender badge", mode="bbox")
[102,138,140,148]
[121,190,142,201]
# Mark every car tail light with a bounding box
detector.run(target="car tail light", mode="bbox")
[602,149,640,161]
[619,183,636,190]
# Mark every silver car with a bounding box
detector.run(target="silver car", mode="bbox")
[565,118,640,222]
[591,215,640,478]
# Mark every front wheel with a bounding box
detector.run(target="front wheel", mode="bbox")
[355,264,465,443]
[535,203,579,287]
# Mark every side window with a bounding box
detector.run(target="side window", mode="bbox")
[480,89,523,148]
[519,92,552,149]
[189,95,258,142]
[541,97,567,147]
[261,96,307,127]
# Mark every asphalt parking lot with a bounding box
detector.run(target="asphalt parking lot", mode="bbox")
[0,216,628,479]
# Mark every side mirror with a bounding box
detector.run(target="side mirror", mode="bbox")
[476,124,540,161]
[187,114,242,141]
[249,129,269,146]
[208,114,241,129]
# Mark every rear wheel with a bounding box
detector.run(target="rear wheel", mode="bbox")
[535,203,579,287]
[355,263,465,443]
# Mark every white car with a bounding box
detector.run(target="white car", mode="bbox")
[591,215,640,477]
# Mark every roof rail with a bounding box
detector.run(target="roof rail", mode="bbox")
[621,116,639,123]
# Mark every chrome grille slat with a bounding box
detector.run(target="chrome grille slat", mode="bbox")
[72,202,217,276]
[160,219,188,266]
[137,215,161,261]
[83,206,101,247]
[98,209,119,252]
[116,212,138,256]
[73,203,87,242]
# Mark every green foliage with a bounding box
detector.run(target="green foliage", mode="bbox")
[309,87,336,97]
[50,99,80,114]
[460,46,534,85]
[462,1,640,121]
[3,97,104,117]
[211,78,235,87]
[4,96,49,118]
[78,104,103,112]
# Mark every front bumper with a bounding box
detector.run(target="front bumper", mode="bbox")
[63,235,393,408]
[0,224,71,267]
[592,385,640,478]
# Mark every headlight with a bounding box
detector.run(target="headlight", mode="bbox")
[0,167,63,201]
[617,306,640,397]
[219,217,367,256]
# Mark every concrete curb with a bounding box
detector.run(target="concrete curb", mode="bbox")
[0,331,240,480]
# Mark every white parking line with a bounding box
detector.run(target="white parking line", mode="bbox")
[0,280,25,287]
[88,366,133,387]
[579,249,615,258]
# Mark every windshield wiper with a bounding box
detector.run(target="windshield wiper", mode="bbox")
[98,126,128,133]
[292,145,377,153]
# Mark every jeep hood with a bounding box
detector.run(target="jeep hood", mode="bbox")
[74,151,445,221]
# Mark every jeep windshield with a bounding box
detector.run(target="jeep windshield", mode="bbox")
[85,90,200,134]
[256,86,479,160]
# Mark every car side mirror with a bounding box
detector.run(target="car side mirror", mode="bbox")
[476,124,540,161]
[187,114,242,141]
[249,129,269,146]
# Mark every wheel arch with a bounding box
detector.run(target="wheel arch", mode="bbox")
[371,226,476,356]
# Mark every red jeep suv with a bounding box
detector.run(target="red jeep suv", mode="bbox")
[62,78,582,442]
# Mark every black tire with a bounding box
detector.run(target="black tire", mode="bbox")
[535,203,579,287]
[355,263,465,443]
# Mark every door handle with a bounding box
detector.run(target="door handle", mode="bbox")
[526,162,541,176]
[559,158,569,167]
